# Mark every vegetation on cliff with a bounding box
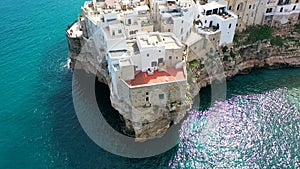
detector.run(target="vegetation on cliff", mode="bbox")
[234,23,300,49]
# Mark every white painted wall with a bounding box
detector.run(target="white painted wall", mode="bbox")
[195,2,237,46]
[273,3,300,13]
[139,46,165,71]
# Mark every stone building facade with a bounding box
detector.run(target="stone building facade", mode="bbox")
[225,0,300,31]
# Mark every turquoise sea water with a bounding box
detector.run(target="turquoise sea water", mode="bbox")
[0,0,299,168]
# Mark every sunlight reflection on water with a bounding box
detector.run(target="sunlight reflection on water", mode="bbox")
[170,88,300,168]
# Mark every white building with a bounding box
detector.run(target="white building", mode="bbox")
[82,0,154,38]
[152,0,195,42]
[106,32,187,107]
[194,0,238,47]
[263,0,300,27]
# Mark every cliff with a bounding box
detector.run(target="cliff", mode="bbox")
[67,23,300,140]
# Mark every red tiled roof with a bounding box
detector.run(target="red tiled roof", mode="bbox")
[128,68,186,86]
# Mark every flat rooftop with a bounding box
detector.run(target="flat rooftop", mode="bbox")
[109,50,127,58]
[83,0,150,24]
[138,34,164,48]
[127,67,186,86]
[201,1,226,11]
[66,22,83,38]
[137,33,182,49]
[161,35,182,49]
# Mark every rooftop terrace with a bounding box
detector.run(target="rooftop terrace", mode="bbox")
[82,0,150,24]
[66,21,83,38]
[127,67,186,86]
[137,33,182,49]
[198,2,236,20]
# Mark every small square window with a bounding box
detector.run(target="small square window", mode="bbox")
[159,50,161,52]
[159,94,164,100]
[147,54,149,57]
[146,92,149,95]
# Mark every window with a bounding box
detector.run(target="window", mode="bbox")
[237,3,243,11]
[146,97,149,102]
[159,50,161,52]
[253,4,255,9]
[209,21,213,27]
[118,29,122,34]
[213,8,218,14]
[266,8,273,13]
[229,23,232,28]
[158,58,164,64]
[280,7,283,12]
[181,28,183,34]
[159,94,164,100]
[151,61,157,67]
[249,5,252,9]
[146,92,149,95]
[176,56,178,59]
[128,19,131,24]
[206,10,212,15]
[293,5,296,11]
[168,29,171,32]
[112,30,115,36]
[169,56,172,60]
[147,53,149,57]
[205,20,207,23]
[229,6,232,10]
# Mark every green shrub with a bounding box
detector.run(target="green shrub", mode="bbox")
[246,26,273,43]
[230,50,236,58]
[188,60,198,69]
[223,55,229,62]
[222,46,228,53]
[270,36,284,47]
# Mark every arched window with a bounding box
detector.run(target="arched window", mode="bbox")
[237,3,243,11]
[209,21,213,27]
